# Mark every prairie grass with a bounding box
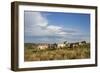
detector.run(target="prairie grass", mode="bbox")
[24,43,90,61]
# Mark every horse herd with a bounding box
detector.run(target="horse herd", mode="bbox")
[36,41,87,50]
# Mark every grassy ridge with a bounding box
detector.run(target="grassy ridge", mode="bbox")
[24,43,90,61]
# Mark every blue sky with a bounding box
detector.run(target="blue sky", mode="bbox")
[24,11,90,43]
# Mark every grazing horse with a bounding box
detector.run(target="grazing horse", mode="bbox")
[37,44,48,50]
[57,44,65,48]
[48,43,57,49]
[69,43,79,48]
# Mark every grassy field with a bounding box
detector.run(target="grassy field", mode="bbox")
[24,43,90,61]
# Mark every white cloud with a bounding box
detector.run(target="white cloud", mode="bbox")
[33,12,48,27]
[57,32,67,35]
[25,11,69,37]
[46,25,62,33]
[25,12,48,27]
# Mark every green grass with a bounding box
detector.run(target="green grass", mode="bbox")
[24,43,90,61]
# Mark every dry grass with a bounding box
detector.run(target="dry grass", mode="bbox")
[24,44,90,61]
